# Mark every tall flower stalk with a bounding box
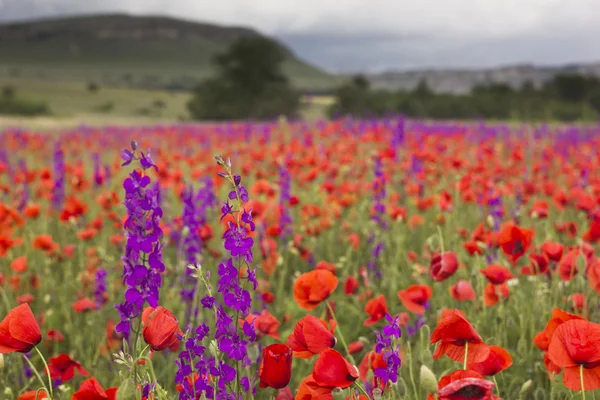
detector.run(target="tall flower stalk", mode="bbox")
[52,143,65,211]
[174,156,258,399]
[115,142,164,340]
[278,163,293,242]
[367,156,387,280]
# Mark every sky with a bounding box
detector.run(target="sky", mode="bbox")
[0,0,599,73]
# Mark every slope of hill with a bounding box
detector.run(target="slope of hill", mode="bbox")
[0,14,337,90]
[367,63,600,94]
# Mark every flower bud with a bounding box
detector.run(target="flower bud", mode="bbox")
[3,387,13,398]
[420,365,438,393]
[420,348,433,366]
[520,379,532,395]
[372,388,383,400]
[0,354,4,369]
[331,388,345,400]
[394,378,407,398]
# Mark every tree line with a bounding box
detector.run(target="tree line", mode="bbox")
[188,37,600,122]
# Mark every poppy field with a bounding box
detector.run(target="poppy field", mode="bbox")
[1,119,600,400]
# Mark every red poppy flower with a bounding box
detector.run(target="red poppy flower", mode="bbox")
[364,295,389,326]
[449,280,476,302]
[567,293,586,313]
[467,345,513,376]
[142,306,183,351]
[463,241,484,256]
[530,200,549,218]
[72,377,117,400]
[296,375,334,399]
[429,252,459,282]
[497,222,534,263]
[275,386,294,400]
[244,310,280,340]
[558,249,586,282]
[47,354,90,381]
[17,390,49,400]
[286,314,336,358]
[344,276,359,295]
[17,294,34,304]
[358,350,387,381]
[548,320,600,391]
[33,234,59,253]
[10,256,27,273]
[483,283,509,307]
[480,265,512,285]
[430,370,497,400]
[46,329,65,343]
[0,303,42,353]
[533,308,584,352]
[293,270,339,310]
[541,241,564,262]
[312,349,359,389]
[315,261,337,274]
[398,284,433,313]
[348,341,365,354]
[430,309,490,363]
[73,298,98,313]
[258,344,293,389]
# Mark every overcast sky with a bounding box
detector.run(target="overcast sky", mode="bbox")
[0,0,599,72]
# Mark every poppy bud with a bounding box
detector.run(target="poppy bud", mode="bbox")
[0,304,42,353]
[142,307,182,351]
[419,365,437,393]
[520,379,532,395]
[258,344,293,389]
[393,378,407,398]
[331,388,345,400]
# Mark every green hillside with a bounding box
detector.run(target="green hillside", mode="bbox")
[0,14,337,91]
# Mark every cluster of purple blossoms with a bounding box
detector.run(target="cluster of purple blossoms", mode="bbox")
[367,156,387,279]
[392,117,405,160]
[369,314,402,394]
[115,142,164,339]
[93,152,103,187]
[486,192,503,263]
[52,143,65,211]
[179,178,216,306]
[174,156,258,400]
[17,159,28,211]
[95,268,108,307]
[278,163,293,241]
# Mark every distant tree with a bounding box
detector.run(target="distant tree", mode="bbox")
[413,78,433,97]
[327,74,372,117]
[548,74,591,103]
[1,86,15,101]
[87,82,99,93]
[187,37,299,120]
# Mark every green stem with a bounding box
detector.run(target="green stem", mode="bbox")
[581,365,586,400]
[493,375,500,398]
[22,352,50,400]
[437,226,445,254]
[34,347,53,399]
[463,342,468,370]
[353,382,371,399]
[326,301,354,363]
[132,316,143,399]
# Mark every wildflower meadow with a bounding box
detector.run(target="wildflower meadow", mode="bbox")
[1,119,600,400]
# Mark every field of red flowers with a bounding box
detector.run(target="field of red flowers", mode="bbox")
[1,119,599,400]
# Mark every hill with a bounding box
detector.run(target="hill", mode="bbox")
[0,14,337,91]
[366,63,600,94]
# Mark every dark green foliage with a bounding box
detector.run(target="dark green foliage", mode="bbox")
[0,98,50,116]
[329,72,600,121]
[187,37,300,120]
[0,86,50,116]
[87,82,100,93]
